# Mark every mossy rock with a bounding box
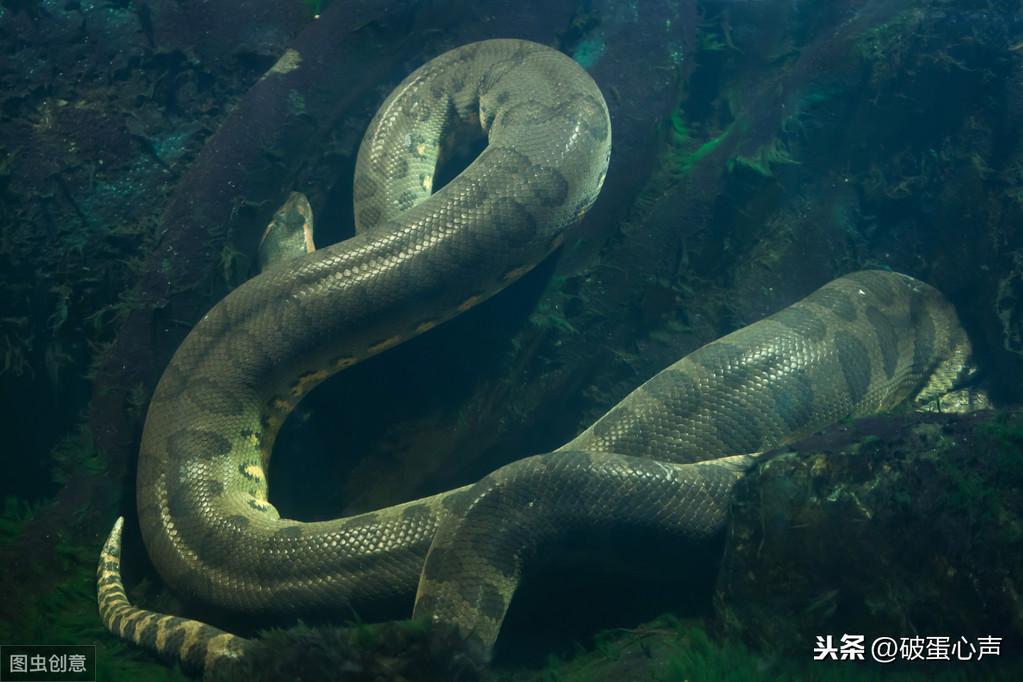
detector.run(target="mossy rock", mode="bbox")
[714,409,1023,658]
[210,620,480,682]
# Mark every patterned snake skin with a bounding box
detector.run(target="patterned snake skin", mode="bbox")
[97,39,973,674]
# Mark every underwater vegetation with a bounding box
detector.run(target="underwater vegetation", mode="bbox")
[0,0,1021,678]
[0,512,189,682]
[716,410,1023,653]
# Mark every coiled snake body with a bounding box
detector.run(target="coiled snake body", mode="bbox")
[97,39,973,675]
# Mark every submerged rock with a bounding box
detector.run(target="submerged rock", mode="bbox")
[714,409,1023,656]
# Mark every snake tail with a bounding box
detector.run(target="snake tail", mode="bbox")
[97,517,250,677]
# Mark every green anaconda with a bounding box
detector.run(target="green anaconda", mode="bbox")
[97,39,974,676]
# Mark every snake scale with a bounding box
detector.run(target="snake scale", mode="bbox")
[97,39,974,676]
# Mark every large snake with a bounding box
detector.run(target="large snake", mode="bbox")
[96,39,974,676]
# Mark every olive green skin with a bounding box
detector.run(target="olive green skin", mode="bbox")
[135,39,610,615]
[411,269,972,658]
[98,38,972,674]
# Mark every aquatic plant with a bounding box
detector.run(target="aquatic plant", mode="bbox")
[50,425,107,487]
[0,496,42,545]
[0,315,32,377]
[301,0,331,18]
[0,531,189,682]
